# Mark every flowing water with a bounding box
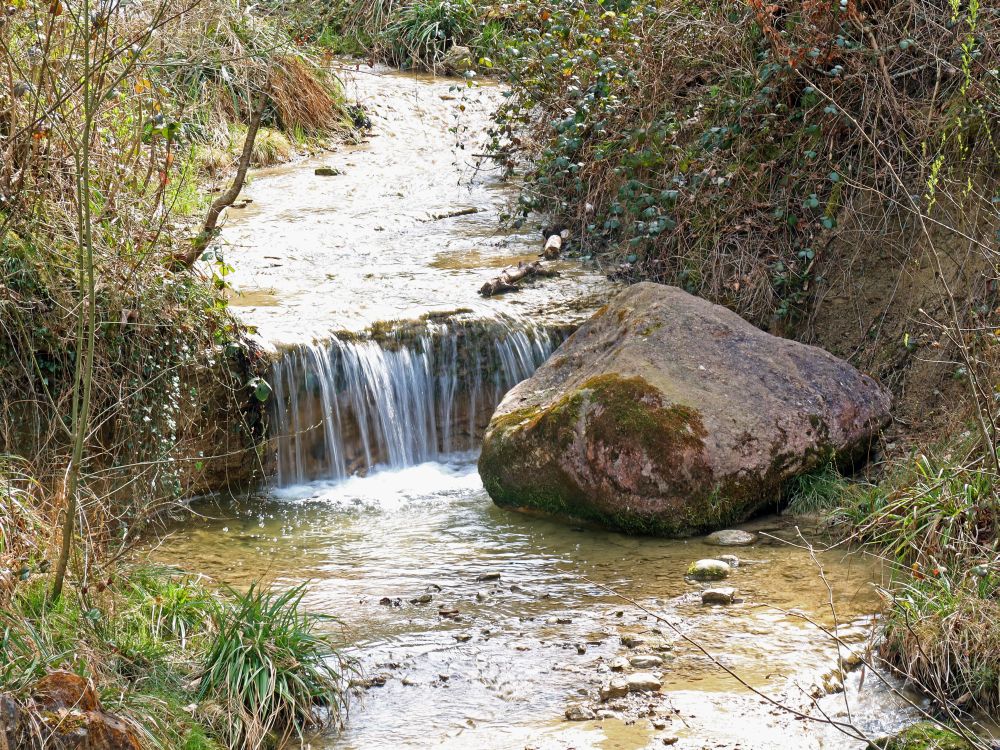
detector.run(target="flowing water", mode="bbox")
[156,66,937,748]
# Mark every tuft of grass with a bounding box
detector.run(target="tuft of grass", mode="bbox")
[385,0,478,69]
[250,127,295,167]
[197,582,351,749]
[785,463,852,515]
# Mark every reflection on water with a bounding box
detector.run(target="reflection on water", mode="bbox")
[154,458,924,749]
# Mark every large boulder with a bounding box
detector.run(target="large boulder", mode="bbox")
[479,283,890,535]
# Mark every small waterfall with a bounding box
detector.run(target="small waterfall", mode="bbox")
[269,316,562,485]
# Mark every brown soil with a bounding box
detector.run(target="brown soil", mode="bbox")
[804,194,992,451]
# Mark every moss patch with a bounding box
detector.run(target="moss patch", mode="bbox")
[868,722,972,750]
[481,373,735,536]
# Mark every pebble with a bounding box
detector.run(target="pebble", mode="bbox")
[626,673,661,693]
[662,735,679,746]
[410,593,432,604]
[476,572,501,582]
[621,634,646,649]
[314,166,342,176]
[600,677,629,701]
[475,590,489,602]
[610,657,629,672]
[565,705,597,721]
[454,633,472,643]
[629,655,663,669]
[701,587,738,605]
[401,675,419,686]
[719,554,740,568]
[705,529,758,546]
[576,644,587,654]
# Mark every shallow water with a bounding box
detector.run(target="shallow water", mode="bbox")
[155,458,924,750]
[219,66,610,345]
[168,65,942,748]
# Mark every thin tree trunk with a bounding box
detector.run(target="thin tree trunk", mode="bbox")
[175,93,267,269]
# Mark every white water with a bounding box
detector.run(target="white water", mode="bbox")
[269,316,557,484]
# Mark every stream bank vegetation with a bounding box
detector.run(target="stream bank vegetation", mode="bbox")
[1,0,354,743]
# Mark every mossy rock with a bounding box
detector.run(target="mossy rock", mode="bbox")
[479,283,891,536]
[868,722,973,750]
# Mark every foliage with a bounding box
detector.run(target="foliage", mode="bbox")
[385,0,478,68]
[487,0,999,328]
[197,582,351,749]
[785,462,853,515]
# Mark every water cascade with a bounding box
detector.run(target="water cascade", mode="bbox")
[269,315,562,485]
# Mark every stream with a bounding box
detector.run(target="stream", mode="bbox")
[155,66,926,749]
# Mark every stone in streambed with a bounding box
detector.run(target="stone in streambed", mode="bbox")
[701,587,738,605]
[479,283,890,536]
[314,166,342,176]
[868,722,972,750]
[687,559,731,581]
[565,704,597,721]
[629,655,663,669]
[626,673,661,693]
[706,529,757,546]
[599,678,629,701]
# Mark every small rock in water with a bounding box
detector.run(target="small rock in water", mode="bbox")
[556,616,573,625]
[401,675,419,687]
[410,593,433,604]
[454,633,472,643]
[662,735,679,746]
[476,572,501,582]
[621,634,646,649]
[702,587,738,605]
[565,704,597,721]
[576,644,587,655]
[475,590,489,602]
[629,655,663,669]
[426,583,442,592]
[719,554,740,568]
[609,657,630,672]
[600,677,629,702]
[626,673,661,693]
[686,559,731,581]
[314,166,342,176]
[706,529,757,546]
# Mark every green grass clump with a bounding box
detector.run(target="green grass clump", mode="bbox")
[197,582,351,750]
[785,463,852,515]
[386,0,477,69]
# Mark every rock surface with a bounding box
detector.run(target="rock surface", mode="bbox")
[701,587,738,605]
[479,283,890,535]
[441,45,475,74]
[0,671,142,750]
[706,529,757,547]
[687,559,731,581]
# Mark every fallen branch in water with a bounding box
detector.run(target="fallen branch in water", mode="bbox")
[424,207,480,221]
[479,259,559,297]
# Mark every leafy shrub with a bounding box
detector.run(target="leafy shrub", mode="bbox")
[197,582,350,749]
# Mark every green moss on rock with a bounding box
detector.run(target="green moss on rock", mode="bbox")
[868,722,972,750]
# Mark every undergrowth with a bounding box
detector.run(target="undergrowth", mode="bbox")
[0,563,349,749]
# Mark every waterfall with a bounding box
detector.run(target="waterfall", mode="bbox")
[269,316,562,485]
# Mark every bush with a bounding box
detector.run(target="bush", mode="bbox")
[197,583,350,749]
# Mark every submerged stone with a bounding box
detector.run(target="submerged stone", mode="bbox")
[687,559,731,581]
[479,283,890,536]
[706,530,757,547]
[701,587,738,605]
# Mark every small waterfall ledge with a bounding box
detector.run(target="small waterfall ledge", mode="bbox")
[268,314,570,486]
